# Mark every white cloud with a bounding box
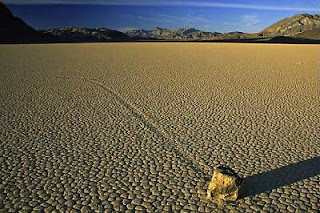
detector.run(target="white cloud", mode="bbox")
[3,0,320,12]
[241,15,260,27]
[152,13,210,24]
[117,27,137,32]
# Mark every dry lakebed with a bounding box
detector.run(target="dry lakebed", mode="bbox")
[0,43,319,212]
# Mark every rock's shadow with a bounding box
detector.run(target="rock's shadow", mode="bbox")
[241,157,320,197]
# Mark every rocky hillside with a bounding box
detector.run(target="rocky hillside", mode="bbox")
[0,2,47,43]
[42,27,129,42]
[295,28,320,40]
[125,27,222,40]
[261,13,320,37]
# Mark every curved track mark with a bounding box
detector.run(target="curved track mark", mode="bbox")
[54,75,212,176]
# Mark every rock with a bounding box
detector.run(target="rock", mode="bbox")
[207,166,243,203]
[131,198,143,205]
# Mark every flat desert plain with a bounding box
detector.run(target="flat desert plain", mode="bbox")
[0,43,319,212]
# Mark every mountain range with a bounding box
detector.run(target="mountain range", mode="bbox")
[0,2,319,44]
[41,27,129,42]
[125,27,223,40]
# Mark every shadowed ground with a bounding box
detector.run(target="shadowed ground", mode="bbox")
[242,157,320,197]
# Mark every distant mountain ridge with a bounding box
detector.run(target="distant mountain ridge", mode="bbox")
[41,13,320,42]
[0,1,319,44]
[123,27,256,41]
[124,27,222,40]
[41,27,129,42]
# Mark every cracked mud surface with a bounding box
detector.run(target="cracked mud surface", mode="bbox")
[0,43,319,212]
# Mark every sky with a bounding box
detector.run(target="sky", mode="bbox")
[4,0,320,32]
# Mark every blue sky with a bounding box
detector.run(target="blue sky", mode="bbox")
[5,0,320,32]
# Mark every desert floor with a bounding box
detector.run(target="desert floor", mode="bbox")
[0,43,319,212]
